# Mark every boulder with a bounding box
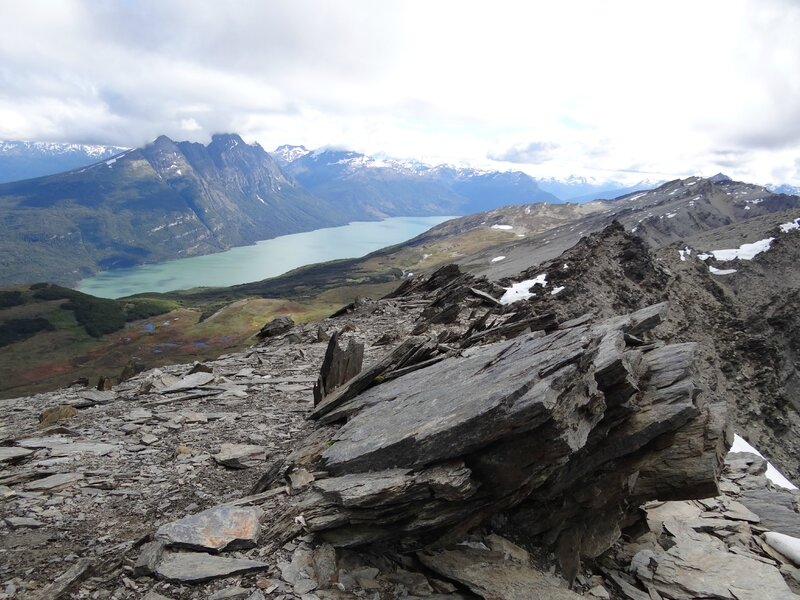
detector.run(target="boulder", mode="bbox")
[258,316,295,339]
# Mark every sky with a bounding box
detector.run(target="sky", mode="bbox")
[1,0,799,185]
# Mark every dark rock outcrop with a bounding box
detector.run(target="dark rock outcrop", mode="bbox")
[267,302,728,580]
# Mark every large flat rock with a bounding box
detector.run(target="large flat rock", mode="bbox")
[154,552,268,583]
[155,505,262,552]
[321,326,593,473]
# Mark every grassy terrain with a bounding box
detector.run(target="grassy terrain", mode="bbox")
[0,206,566,398]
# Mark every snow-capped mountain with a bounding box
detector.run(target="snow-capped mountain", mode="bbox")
[0,140,129,183]
[536,174,665,202]
[768,183,800,196]
[272,144,312,166]
[275,146,560,216]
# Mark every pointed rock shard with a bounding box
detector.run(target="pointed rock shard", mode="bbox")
[313,332,364,406]
[155,505,262,552]
[154,552,268,583]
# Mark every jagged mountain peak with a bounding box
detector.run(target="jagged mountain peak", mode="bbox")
[709,172,732,183]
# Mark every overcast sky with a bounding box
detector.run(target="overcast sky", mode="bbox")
[1,0,799,184]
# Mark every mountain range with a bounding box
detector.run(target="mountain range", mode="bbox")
[2,134,799,288]
[0,135,560,286]
[0,140,127,184]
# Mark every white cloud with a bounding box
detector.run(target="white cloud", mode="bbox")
[0,0,798,185]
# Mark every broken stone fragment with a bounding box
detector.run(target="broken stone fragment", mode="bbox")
[154,552,268,583]
[38,405,78,427]
[208,586,252,600]
[158,371,215,393]
[140,433,158,446]
[0,447,33,463]
[24,472,84,491]
[155,505,262,552]
[4,516,44,529]
[419,547,582,600]
[133,540,166,576]
[213,443,268,469]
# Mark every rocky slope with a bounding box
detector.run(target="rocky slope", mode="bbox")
[2,220,800,600]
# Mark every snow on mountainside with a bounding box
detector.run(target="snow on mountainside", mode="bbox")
[0,140,130,183]
[0,140,129,158]
[271,144,311,165]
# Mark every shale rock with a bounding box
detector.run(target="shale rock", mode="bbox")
[268,303,727,562]
[155,552,268,583]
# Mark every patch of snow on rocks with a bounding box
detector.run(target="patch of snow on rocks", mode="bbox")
[491,224,513,230]
[491,256,506,263]
[780,218,800,233]
[551,286,565,296]
[709,266,737,275]
[500,274,547,304]
[764,532,800,565]
[730,434,798,490]
[712,238,774,261]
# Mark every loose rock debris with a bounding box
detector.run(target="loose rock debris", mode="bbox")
[2,226,800,599]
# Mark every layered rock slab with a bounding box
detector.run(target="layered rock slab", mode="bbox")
[267,303,727,559]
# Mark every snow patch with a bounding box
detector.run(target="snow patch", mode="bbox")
[491,256,506,263]
[764,532,800,564]
[678,247,692,261]
[551,286,565,295]
[730,434,797,490]
[500,274,547,304]
[709,266,737,275]
[491,224,513,230]
[256,194,266,205]
[712,238,774,261]
[780,218,800,233]
[697,253,712,261]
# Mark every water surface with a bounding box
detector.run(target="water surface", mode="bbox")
[76,216,455,298]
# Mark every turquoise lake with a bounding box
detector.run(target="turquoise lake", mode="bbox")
[75,216,456,298]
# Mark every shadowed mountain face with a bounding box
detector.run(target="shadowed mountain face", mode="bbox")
[0,134,349,285]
